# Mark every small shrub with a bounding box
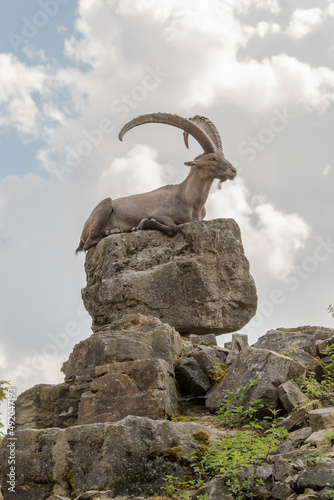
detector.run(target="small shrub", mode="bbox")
[216,379,263,427]
[0,381,9,442]
[280,342,298,360]
[208,362,227,384]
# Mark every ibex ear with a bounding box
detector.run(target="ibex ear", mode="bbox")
[184,160,196,167]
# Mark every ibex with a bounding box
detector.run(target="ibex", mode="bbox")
[76,112,237,253]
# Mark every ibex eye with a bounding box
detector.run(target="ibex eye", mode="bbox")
[209,157,215,161]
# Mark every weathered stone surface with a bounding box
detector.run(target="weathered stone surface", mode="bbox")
[316,336,334,356]
[16,315,181,430]
[192,346,227,379]
[309,407,334,432]
[253,327,334,355]
[273,457,295,483]
[277,380,309,413]
[290,427,313,444]
[81,219,257,335]
[15,383,79,431]
[271,482,293,500]
[297,489,320,499]
[255,463,274,482]
[62,314,182,381]
[189,333,217,346]
[206,347,305,413]
[297,468,334,490]
[46,496,71,500]
[192,477,231,500]
[306,430,332,447]
[225,332,249,365]
[78,358,178,423]
[74,492,119,499]
[278,402,321,432]
[0,416,222,500]
[253,327,334,373]
[175,357,211,397]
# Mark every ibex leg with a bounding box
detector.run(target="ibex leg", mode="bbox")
[136,216,178,236]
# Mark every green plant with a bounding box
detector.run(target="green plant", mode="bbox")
[192,423,285,499]
[162,475,179,497]
[326,430,334,446]
[280,342,298,359]
[297,370,331,399]
[162,390,287,500]
[300,446,327,465]
[0,381,9,442]
[216,379,263,427]
[208,362,227,384]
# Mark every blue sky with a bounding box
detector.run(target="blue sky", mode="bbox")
[0,0,78,178]
[0,0,333,408]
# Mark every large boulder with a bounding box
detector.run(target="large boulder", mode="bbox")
[81,219,257,335]
[253,326,334,373]
[206,347,305,413]
[0,416,223,500]
[15,315,182,429]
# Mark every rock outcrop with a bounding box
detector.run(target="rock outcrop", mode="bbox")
[82,219,257,334]
[0,416,223,500]
[2,218,334,500]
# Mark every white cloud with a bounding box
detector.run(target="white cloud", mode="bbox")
[206,178,311,280]
[328,2,334,17]
[98,144,174,199]
[255,21,281,38]
[235,0,281,15]
[285,8,324,40]
[0,54,46,136]
[322,163,333,175]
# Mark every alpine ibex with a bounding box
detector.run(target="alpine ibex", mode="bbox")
[76,112,237,252]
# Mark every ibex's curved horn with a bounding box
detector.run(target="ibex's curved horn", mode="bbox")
[118,112,216,153]
[183,115,223,152]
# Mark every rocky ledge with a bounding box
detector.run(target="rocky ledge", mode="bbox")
[1,220,334,500]
[82,219,257,334]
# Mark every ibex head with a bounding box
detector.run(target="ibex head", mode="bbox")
[119,113,237,188]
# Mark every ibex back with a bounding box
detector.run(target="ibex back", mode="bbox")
[76,113,237,253]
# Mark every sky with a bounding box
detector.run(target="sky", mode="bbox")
[0,0,333,412]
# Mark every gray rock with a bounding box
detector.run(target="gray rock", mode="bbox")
[225,333,249,365]
[62,314,182,381]
[278,401,320,431]
[253,327,334,356]
[273,457,295,482]
[192,476,231,500]
[78,358,178,423]
[192,346,227,380]
[15,383,80,431]
[308,407,334,432]
[297,489,320,499]
[74,491,117,499]
[306,429,332,447]
[0,416,223,500]
[297,468,334,490]
[271,482,293,500]
[253,327,334,373]
[289,427,313,444]
[81,219,257,335]
[46,496,71,500]
[206,347,305,413]
[255,463,274,481]
[175,357,211,397]
[319,486,334,499]
[277,380,309,413]
[189,333,217,346]
[316,336,334,356]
